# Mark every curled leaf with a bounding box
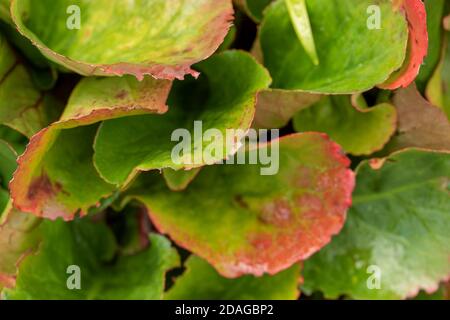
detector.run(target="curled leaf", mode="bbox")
[11,0,234,80]
[128,133,354,278]
[10,76,172,220]
[380,0,429,89]
[94,51,271,185]
[385,84,450,154]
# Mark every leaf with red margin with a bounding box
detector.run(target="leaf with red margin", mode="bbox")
[380,0,429,89]
[93,51,271,185]
[259,0,408,93]
[124,133,354,278]
[10,76,172,221]
[382,84,450,154]
[10,0,233,80]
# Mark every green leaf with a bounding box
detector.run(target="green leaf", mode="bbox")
[163,168,202,192]
[285,0,319,65]
[3,218,179,300]
[127,133,354,278]
[293,96,397,156]
[10,75,172,220]
[426,33,450,119]
[259,0,408,93]
[11,0,233,80]
[302,150,450,299]
[234,0,272,22]
[0,209,41,291]
[94,51,271,185]
[0,33,61,137]
[0,0,11,24]
[416,0,446,91]
[166,255,300,300]
[253,89,321,129]
[0,140,17,189]
[379,0,428,90]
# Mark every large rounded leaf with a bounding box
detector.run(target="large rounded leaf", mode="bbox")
[11,0,233,80]
[129,133,354,278]
[94,51,271,185]
[10,76,172,220]
[259,0,408,93]
[302,150,450,299]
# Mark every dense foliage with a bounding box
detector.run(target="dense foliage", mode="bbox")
[0,0,449,300]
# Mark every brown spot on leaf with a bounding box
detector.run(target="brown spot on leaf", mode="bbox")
[27,173,62,201]
[115,90,128,99]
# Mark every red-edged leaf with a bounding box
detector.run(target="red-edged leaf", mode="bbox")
[381,0,428,89]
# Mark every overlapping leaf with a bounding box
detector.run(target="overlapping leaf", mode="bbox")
[253,89,321,129]
[426,30,450,119]
[293,96,397,156]
[127,133,354,278]
[380,0,428,89]
[2,218,179,300]
[94,51,271,185]
[11,0,233,80]
[234,0,272,22]
[10,76,172,220]
[0,33,61,137]
[259,0,408,93]
[166,256,301,300]
[302,150,450,299]
[383,84,450,154]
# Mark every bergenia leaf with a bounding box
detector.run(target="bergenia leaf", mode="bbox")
[259,0,408,93]
[163,168,202,192]
[10,0,233,80]
[253,89,321,130]
[293,96,397,156]
[380,0,429,89]
[10,76,171,220]
[285,0,319,66]
[3,218,179,299]
[426,32,450,119]
[0,209,41,291]
[302,149,450,299]
[165,255,301,300]
[384,84,450,154]
[0,34,61,137]
[415,0,445,91]
[127,133,354,278]
[94,51,271,185]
